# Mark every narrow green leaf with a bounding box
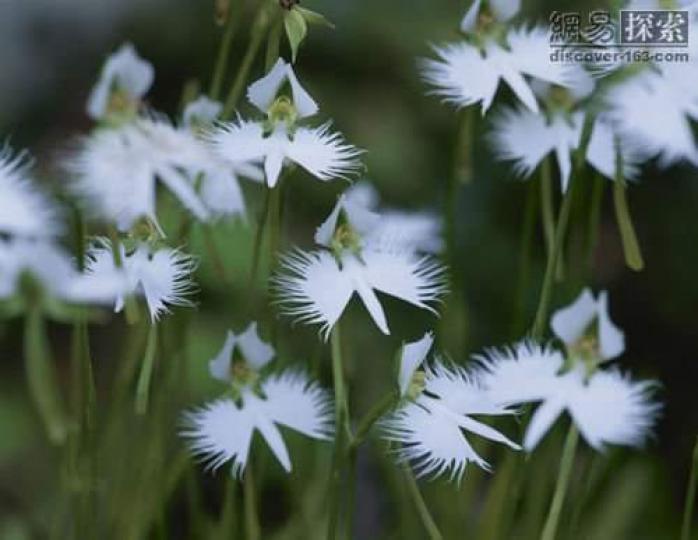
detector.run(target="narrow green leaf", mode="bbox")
[295,6,335,28]
[613,138,645,271]
[284,9,307,62]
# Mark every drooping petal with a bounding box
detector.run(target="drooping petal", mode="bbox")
[260,370,334,439]
[237,322,275,370]
[568,369,660,450]
[487,44,540,113]
[274,249,355,340]
[208,331,237,382]
[398,332,434,398]
[506,26,576,89]
[181,398,256,477]
[263,130,288,188]
[523,397,566,451]
[86,42,154,120]
[286,124,363,182]
[251,406,292,472]
[314,194,380,248]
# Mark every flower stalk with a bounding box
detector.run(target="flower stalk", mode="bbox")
[135,323,158,414]
[404,466,443,540]
[613,138,644,272]
[244,466,261,540]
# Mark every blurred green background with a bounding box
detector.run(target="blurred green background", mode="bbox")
[0,0,696,538]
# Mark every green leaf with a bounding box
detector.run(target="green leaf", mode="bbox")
[284,9,307,62]
[295,6,335,29]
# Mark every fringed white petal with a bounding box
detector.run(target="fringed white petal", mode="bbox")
[86,42,154,120]
[506,26,576,89]
[0,149,59,238]
[398,332,434,398]
[286,124,363,182]
[569,370,660,450]
[421,43,501,112]
[209,118,271,165]
[381,401,490,480]
[259,370,334,439]
[273,249,355,340]
[360,250,447,312]
[181,398,256,478]
[477,341,565,405]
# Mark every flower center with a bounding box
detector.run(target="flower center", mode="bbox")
[266,96,299,135]
[406,370,427,401]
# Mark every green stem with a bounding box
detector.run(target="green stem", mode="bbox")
[540,425,579,540]
[244,466,261,540]
[349,392,397,450]
[540,157,564,281]
[265,17,283,70]
[203,226,229,283]
[221,2,271,119]
[613,139,644,272]
[453,108,474,184]
[24,308,68,444]
[209,0,241,101]
[344,447,357,540]
[404,467,443,540]
[681,436,698,540]
[218,473,239,540]
[135,323,158,415]
[586,173,604,275]
[530,175,576,340]
[267,184,283,274]
[327,325,347,540]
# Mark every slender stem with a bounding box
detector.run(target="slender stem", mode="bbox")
[530,175,577,340]
[209,0,241,101]
[218,473,238,540]
[681,436,698,540]
[539,157,564,281]
[203,226,229,283]
[344,446,357,540]
[540,424,579,540]
[249,188,271,287]
[244,467,261,540]
[453,108,473,184]
[349,392,397,450]
[586,173,604,275]
[327,325,347,540]
[613,139,644,271]
[404,467,443,540]
[24,307,68,444]
[221,2,271,119]
[267,184,283,274]
[135,323,158,415]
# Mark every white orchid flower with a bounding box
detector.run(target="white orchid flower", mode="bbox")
[422,26,578,114]
[182,327,333,477]
[210,58,362,188]
[0,149,59,238]
[489,107,642,191]
[82,238,196,321]
[86,43,154,120]
[551,288,625,362]
[479,342,660,452]
[382,341,520,481]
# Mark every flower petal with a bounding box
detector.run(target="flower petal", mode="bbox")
[597,291,625,361]
[286,124,362,182]
[238,322,275,370]
[523,397,565,451]
[398,332,434,398]
[208,331,237,382]
[550,288,597,346]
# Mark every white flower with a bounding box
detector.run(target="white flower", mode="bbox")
[460,0,520,33]
[182,327,333,477]
[86,43,154,120]
[210,59,361,187]
[382,358,520,481]
[68,118,212,231]
[208,323,275,382]
[274,248,446,339]
[82,238,196,321]
[397,332,435,398]
[422,26,577,114]
[489,107,642,190]
[183,372,333,477]
[0,149,59,238]
[604,69,698,167]
[551,288,625,362]
[0,238,122,304]
[338,182,444,254]
[183,96,223,128]
[246,58,318,118]
[478,342,660,451]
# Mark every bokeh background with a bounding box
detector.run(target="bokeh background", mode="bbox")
[0,0,696,538]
